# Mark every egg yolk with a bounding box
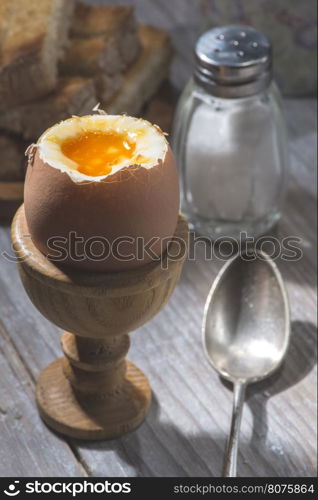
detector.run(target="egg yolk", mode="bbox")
[61,130,136,177]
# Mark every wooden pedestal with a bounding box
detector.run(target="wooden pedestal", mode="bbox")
[11,206,188,440]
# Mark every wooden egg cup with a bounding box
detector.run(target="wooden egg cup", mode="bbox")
[11,205,188,440]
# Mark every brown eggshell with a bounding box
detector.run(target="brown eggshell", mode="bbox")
[24,147,179,272]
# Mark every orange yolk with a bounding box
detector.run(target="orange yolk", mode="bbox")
[61,130,136,177]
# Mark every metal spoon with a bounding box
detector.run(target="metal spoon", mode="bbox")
[202,250,290,477]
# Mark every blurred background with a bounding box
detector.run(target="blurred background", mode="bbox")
[92,0,317,95]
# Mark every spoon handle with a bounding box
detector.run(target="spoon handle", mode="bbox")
[223,381,246,477]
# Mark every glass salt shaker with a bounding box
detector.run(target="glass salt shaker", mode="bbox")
[172,25,288,240]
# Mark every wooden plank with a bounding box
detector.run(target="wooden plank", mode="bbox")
[0,318,86,477]
[0,98,316,477]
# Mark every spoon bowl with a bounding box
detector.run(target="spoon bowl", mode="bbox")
[202,249,290,476]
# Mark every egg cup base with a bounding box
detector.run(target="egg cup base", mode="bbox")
[36,357,151,441]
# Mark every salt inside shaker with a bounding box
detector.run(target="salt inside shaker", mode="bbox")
[172,25,288,240]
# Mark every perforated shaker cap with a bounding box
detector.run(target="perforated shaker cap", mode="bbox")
[194,25,272,98]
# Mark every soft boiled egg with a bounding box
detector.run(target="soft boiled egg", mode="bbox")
[24,114,179,272]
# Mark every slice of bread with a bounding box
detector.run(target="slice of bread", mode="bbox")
[0,77,97,140]
[60,36,124,77]
[95,73,124,104]
[70,3,140,68]
[71,4,136,39]
[61,5,141,106]
[0,0,75,112]
[0,134,27,182]
[106,26,173,116]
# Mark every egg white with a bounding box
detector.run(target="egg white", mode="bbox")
[37,115,168,183]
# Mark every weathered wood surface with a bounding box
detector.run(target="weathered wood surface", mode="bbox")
[0,318,86,477]
[0,98,316,477]
[0,0,317,471]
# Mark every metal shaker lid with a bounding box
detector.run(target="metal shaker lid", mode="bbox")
[194,25,272,98]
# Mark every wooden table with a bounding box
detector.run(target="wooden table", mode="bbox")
[0,97,316,477]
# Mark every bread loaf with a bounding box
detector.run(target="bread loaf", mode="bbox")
[60,3,141,103]
[106,26,172,116]
[70,3,140,68]
[0,0,75,112]
[0,77,97,140]
[60,36,123,77]
[71,4,136,39]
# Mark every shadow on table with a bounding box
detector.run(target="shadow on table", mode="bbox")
[78,321,316,477]
[77,394,314,477]
[220,319,317,473]
[245,319,317,439]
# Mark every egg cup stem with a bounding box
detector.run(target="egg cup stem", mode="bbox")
[11,206,188,441]
[36,333,151,440]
